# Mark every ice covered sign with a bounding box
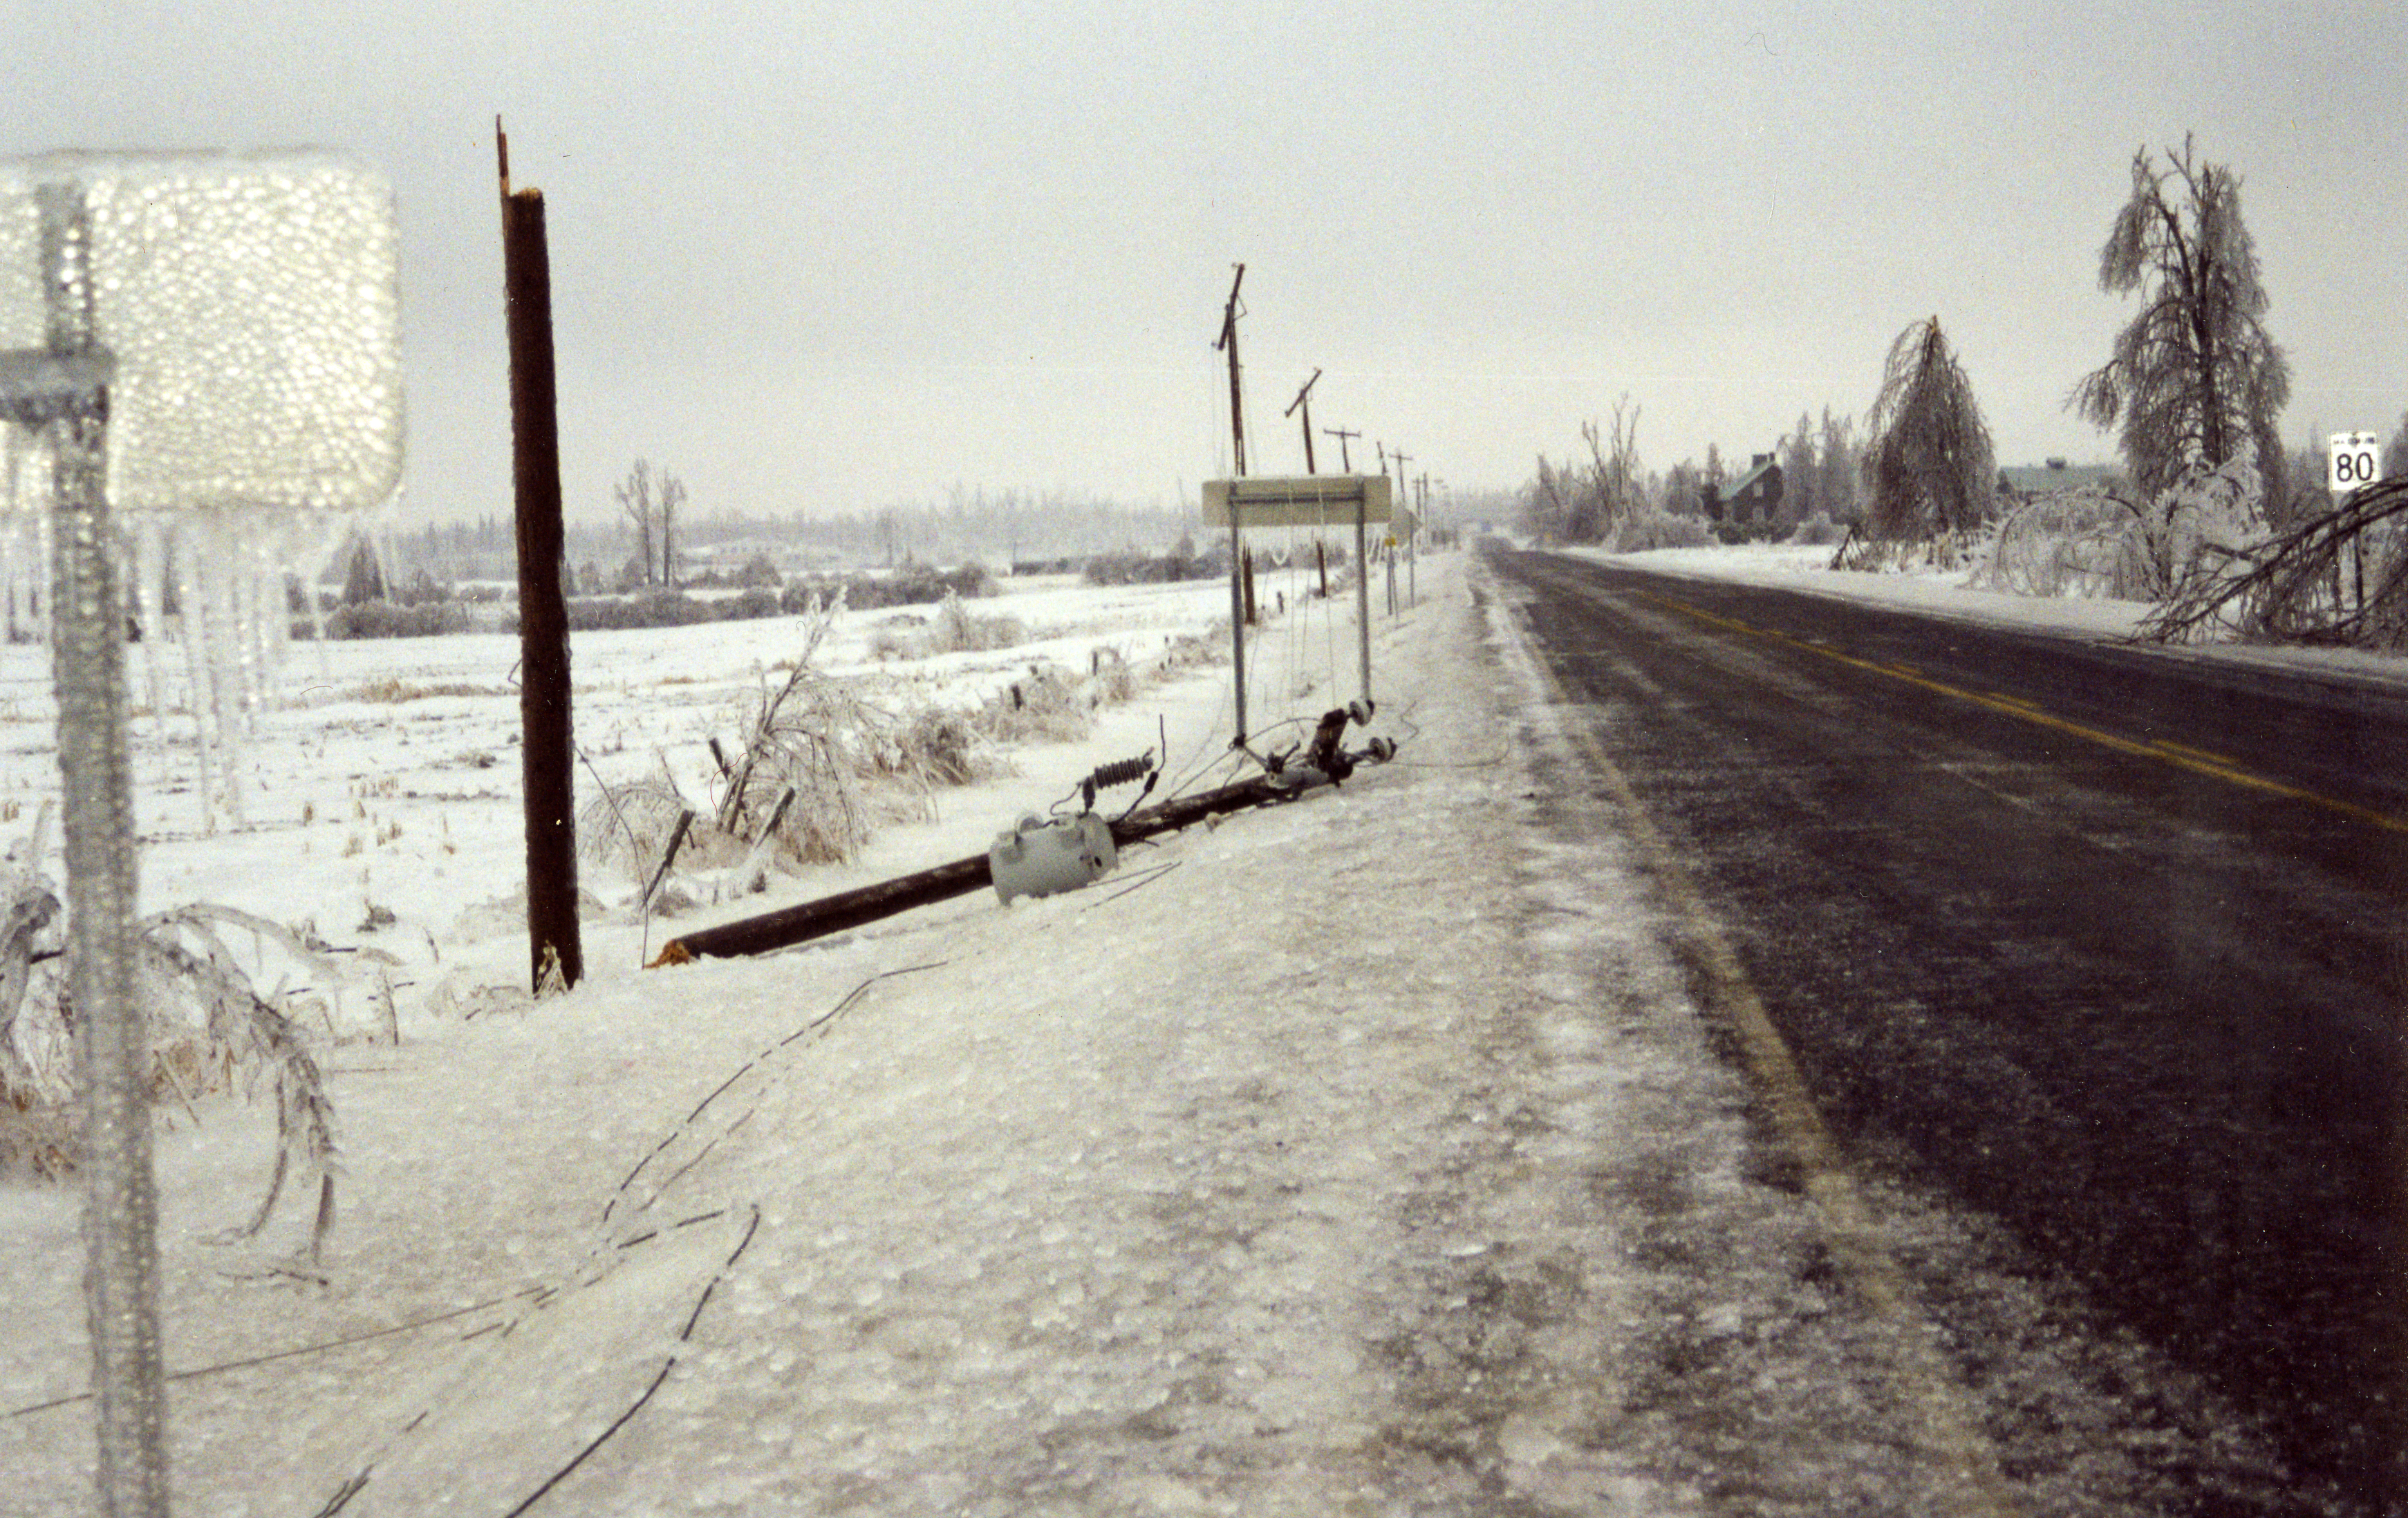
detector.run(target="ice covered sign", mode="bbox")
[1202,474,1393,528]
[0,150,403,514]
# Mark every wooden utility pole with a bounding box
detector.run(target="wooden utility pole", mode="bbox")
[1213,263,1249,746]
[1285,368,1322,474]
[1213,264,1247,477]
[498,119,583,994]
[1323,427,1359,474]
[1387,449,1412,617]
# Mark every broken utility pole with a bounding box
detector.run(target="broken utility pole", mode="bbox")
[499,119,583,994]
[1285,368,1322,474]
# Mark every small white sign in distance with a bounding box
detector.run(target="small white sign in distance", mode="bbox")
[2329,431,2382,494]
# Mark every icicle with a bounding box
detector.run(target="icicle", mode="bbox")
[171,523,216,834]
[196,517,248,830]
[129,518,167,742]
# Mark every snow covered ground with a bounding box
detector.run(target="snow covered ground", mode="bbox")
[0,546,2302,1514]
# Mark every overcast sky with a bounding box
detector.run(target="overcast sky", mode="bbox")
[9,0,2405,527]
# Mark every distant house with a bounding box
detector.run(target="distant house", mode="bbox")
[1701,452,1785,525]
[1998,458,2123,498]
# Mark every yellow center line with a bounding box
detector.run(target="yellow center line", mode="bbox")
[1634,588,2408,836]
[1507,608,2024,1517]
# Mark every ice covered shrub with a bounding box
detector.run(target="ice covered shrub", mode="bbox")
[931,590,1026,653]
[860,592,1027,659]
[875,705,999,790]
[577,765,745,887]
[1090,644,1137,705]
[1786,511,1847,547]
[1972,459,2264,602]
[0,855,353,1252]
[973,663,1092,745]
[1604,507,1715,552]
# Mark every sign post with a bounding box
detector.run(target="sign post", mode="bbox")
[2331,433,2383,610]
[0,151,402,1518]
[1204,474,1393,723]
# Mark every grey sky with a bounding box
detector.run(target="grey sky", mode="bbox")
[9,0,2404,527]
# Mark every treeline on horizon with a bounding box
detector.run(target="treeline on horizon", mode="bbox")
[377,491,1212,586]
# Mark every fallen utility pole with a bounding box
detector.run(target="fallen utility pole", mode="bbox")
[650,736,1384,966]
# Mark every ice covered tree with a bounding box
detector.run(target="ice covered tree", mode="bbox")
[617,459,660,587]
[657,469,687,588]
[2069,138,2290,500]
[2383,411,2408,482]
[1778,411,1818,529]
[341,537,386,606]
[1816,407,1862,525]
[1580,397,1646,536]
[1861,316,1996,542]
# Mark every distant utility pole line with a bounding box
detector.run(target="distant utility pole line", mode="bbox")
[1323,427,1359,474]
[1285,368,1322,474]
[1213,263,1247,477]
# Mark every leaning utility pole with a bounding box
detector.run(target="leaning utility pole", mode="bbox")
[1213,264,1247,477]
[498,120,583,995]
[1285,368,1322,474]
[1323,426,1359,474]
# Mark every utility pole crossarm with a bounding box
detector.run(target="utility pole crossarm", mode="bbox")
[1323,426,1359,475]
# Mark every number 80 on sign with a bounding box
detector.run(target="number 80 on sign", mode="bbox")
[2329,432,2382,493]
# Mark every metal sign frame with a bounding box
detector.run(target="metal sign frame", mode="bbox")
[1202,472,1392,527]
[1204,474,1390,746]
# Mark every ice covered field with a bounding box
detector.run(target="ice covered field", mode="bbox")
[1,545,2299,1514]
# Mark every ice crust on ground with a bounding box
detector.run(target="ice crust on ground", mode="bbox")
[0,550,2297,1513]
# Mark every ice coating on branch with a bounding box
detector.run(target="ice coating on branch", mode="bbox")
[0,150,404,516]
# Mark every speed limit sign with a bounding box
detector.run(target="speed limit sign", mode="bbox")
[2330,432,2382,493]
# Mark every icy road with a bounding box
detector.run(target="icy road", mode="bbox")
[2,548,2348,1514]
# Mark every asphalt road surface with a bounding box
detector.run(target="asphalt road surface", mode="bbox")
[1488,545,2407,1516]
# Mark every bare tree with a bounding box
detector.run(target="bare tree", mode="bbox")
[1579,395,1645,539]
[1862,315,1996,542]
[616,460,659,588]
[2069,136,2290,500]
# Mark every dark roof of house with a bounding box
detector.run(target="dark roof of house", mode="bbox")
[1726,457,1782,498]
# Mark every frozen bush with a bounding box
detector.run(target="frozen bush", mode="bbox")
[972,662,1092,745]
[1605,508,1715,552]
